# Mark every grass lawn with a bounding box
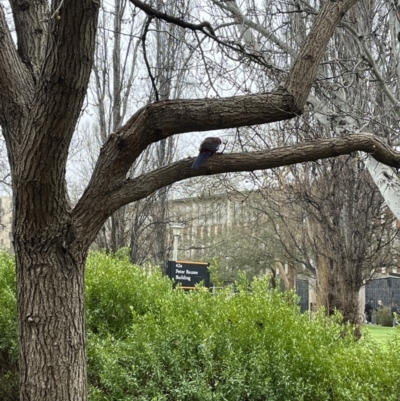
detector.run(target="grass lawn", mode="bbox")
[362,324,399,345]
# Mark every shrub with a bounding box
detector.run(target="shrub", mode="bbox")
[376,307,393,327]
[86,253,400,401]
[85,251,171,337]
[2,251,400,401]
[0,252,18,401]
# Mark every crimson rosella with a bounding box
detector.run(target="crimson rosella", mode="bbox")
[191,137,222,169]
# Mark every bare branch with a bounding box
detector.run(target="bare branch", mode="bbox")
[142,16,159,102]
[342,21,400,117]
[213,0,296,58]
[73,133,400,244]
[50,0,65,19]
[129,0,215,36]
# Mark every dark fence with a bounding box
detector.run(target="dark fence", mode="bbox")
[365,276,400,307]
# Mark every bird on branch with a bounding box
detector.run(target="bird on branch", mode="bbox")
[191,137,222,169]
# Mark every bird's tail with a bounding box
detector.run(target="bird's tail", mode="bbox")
[192,152,212,169]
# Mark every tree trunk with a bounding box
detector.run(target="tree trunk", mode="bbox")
[15,238,87,401]
[13,183,88,400]
[319,257,362,325]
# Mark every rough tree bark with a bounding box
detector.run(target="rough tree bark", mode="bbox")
[2,0,399,400]
[1,1,99,399]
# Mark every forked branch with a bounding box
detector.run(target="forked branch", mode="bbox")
[73,0,361,245]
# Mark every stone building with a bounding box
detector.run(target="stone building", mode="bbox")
[168,193,400,314]
[168,193,299,292]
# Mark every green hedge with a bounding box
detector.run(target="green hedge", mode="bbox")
[0,252,18,401]
[85,253,400,401]
[1,251,400,400]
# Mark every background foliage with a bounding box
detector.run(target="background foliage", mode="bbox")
[0,252,18,400]
[1,251,400,400]
[376,307,395,327]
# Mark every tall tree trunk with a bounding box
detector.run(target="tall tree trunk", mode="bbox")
[13,183,89,400]
[15,242,87,400]
[4,2,100,396]
[326,263,362,324]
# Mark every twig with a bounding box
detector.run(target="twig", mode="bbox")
[51,0,65,19]
[129,0,215,36]
[141,16,159,102]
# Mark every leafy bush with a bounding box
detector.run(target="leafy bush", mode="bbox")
[86,253,400,401]
[0,252,18,401]
[376,307,393,327]
[2,251,400,401]
[85,251,171,337]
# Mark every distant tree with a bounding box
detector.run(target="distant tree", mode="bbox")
[182,193,291,288]
[211,0,400,219]
[259,156,399,323]
[89,1,191,261]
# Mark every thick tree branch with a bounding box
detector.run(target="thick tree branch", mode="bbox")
[73,0,360,245]
[17,0,100,184]
[112,133,400,201]
[9,0,49,81]
[30,0,100,141]
[73,133,399,245]
[75,90,298,215]
[285,0,358,110]
[0,5,34,124]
